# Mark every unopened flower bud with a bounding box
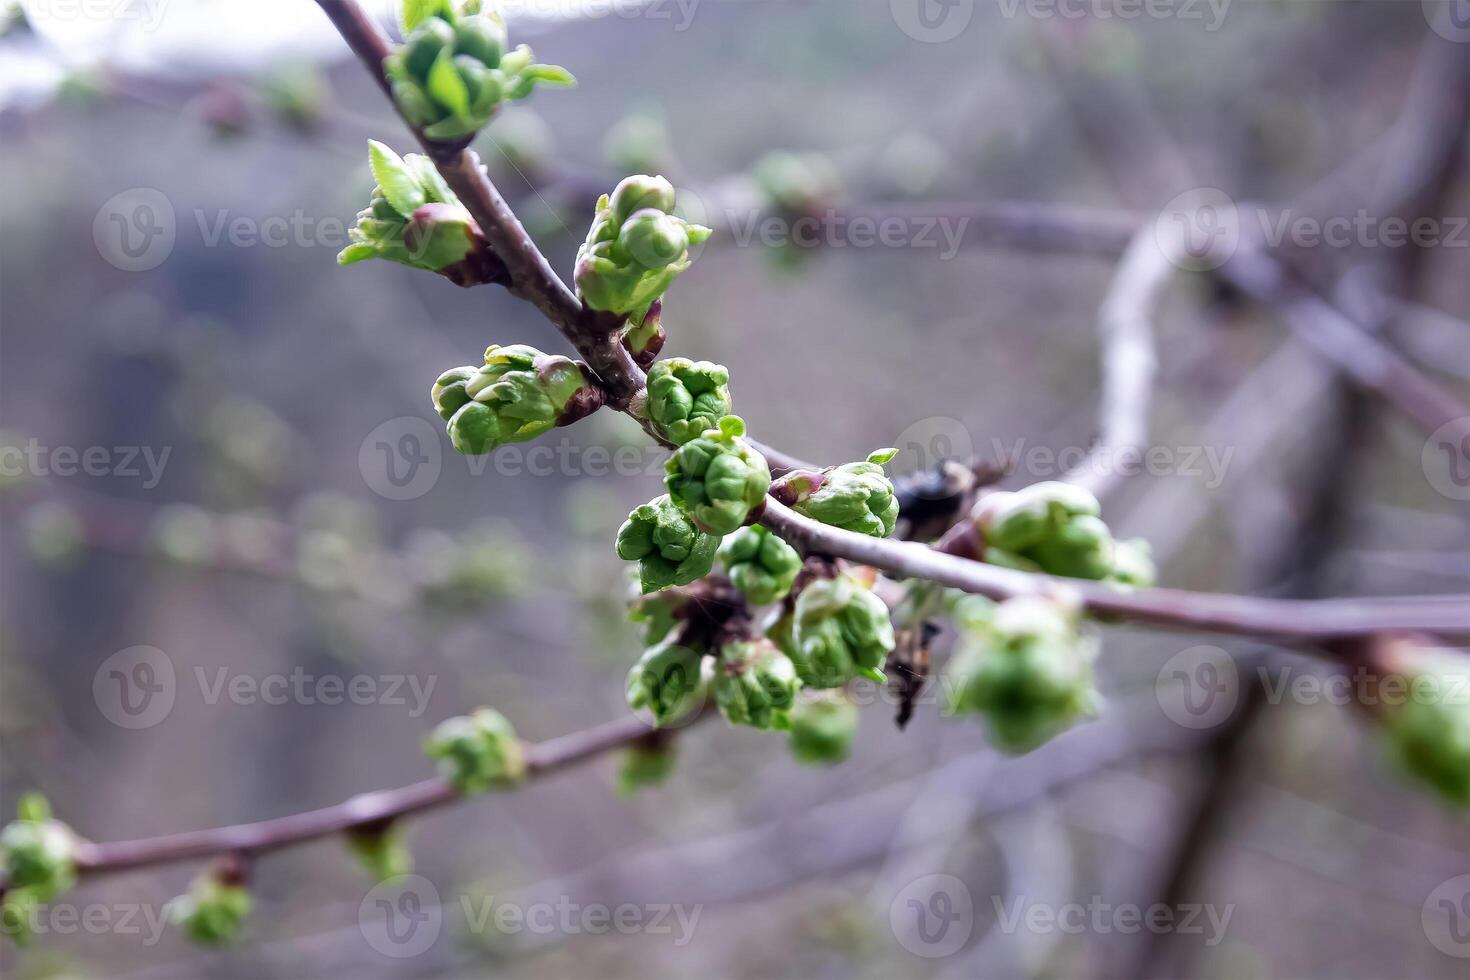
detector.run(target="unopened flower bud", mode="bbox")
[787,691,859,765]
[0,795,75,903]
[646,357,732,446]
[714,639,800,730]
[385,5,571,142]
[575,176,711,318]
[439,344,602,455]
[945,594,1099,753]
[170,870,251,946]
[719,525,801,605]
[423,708,527,793]
[776,449,899,538]
[609,174,677,221]
[616,495,722,593]
[972,482,1142,582]
[791,574,894,688]
[753,150,842,216]
[626,641,706,727]
[664,416,771,535]
[1376,645,1470,807]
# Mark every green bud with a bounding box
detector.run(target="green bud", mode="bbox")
[385,9,570,141]
[719,525,801,605]
[616,742,676,797]
[441,344,601,455]
[628,588,688,646]
[404,202,477,270]
[627,641,706,727]
[779,449,899,538]
[346,823,413,881]
[616,494,722,593]
[342,141,486,276]
[791,574,894,688]
[609,174,677,221]
[0,796,75,902]
[973,483,1136,582]
[944,594,1099,753]
[1379,650,1470,807]
[646,357,732,446]
[664,416,771,535]
[1109,537,1156,588]
[714,639,800,730]
[169,873,251,946]
[424,708,527,793]
[787,691,859,765]
[752,150,842,215]
[574,177,712,317]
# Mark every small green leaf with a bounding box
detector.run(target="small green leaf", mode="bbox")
[402,0,451,34]
[427,46,471,120]
[867,448,898,465]
[368,140,427,218]
[337,242,380,266]
[525,64,575,87]
[16,793,50,823]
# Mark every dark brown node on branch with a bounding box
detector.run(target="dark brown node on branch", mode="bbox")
[213,852,251,888]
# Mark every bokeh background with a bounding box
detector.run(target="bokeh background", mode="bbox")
[2,0,1469,977]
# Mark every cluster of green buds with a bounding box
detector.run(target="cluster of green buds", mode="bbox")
[713,639,800,730]
[790,573,895,688]
[1373,644,1470,807]
[972,482,1155,585]
[616,495,722,593]
[646,357,732,446]
[752,150,842,216]
[787,691,859,765]
[169,866,252,946]
[944,593,1099,753]
[387,0,572,142]
[772,450,900,538]
[0,796,76,943]
[664,416,771,535]
[719,525,802,605]
[626,641,707,728]
[433,344,603,455]
[340,141,497,284]
[423,708,527,793]
[574,175,711,320]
